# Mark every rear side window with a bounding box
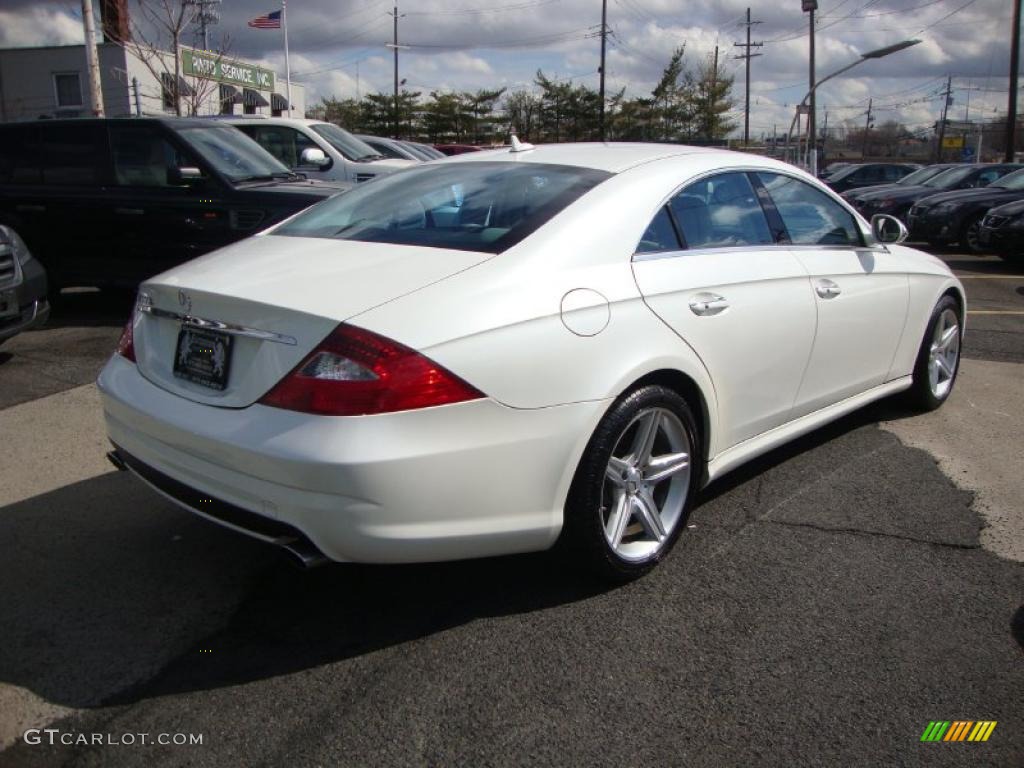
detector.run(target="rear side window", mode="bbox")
[636,207,681,254]
[39,124,105,186]
[0,125,42,184]
[668,172,773,249]
[276,161,610,254]
[756,172,861,246]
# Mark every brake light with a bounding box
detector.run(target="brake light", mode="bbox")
[258,324,483,416]
[116,318,136,362]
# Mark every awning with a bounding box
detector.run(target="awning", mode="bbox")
[161,73,194,97]
[270,92,289,111]
[219,84,242,104]
[242,88,269,107]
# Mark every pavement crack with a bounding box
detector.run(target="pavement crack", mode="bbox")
[758,517,980,550]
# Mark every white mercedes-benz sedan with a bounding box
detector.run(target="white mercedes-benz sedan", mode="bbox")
[98,143,964,579]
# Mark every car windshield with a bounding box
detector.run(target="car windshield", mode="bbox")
[990,169,1024,190]
[177,124,292,182]
[898,166,943,185]
[922,167,974,188]
[310,123,381,161]
[275,161,610,254]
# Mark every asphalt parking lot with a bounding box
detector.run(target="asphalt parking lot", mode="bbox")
[0,251,1022,767]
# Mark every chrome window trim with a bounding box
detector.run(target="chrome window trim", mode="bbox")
[631,165,877,261]
[632,242,889,263]
[137,300,297,346]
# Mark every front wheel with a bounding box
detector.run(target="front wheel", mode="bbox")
[905,295,962,412]
[960,214,986,255]
[561,385,701,581]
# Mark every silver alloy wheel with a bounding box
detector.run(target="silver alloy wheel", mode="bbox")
[600,407,692,562]
[928,307,960,399]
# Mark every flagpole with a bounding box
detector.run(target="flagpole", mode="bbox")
[282,0,292,116]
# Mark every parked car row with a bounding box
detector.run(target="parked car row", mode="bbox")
[836,161,1024,259]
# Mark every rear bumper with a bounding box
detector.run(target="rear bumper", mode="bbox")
[98,354,607,563]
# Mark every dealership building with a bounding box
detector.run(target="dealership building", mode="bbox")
[0,2,302,122]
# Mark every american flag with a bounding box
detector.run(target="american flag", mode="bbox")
[248,10,282,29]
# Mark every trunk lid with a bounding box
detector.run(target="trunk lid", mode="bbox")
[133,235,490,408]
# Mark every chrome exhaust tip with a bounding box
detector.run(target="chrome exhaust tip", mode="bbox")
[277,537,329,569]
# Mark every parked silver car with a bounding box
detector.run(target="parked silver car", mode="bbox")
[0,225,49,346]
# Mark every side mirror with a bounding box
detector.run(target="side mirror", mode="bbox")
[171,166,204,185]
[871,214,908,244]
[300,147,330,167]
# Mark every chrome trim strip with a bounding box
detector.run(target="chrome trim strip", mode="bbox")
[632,243,890,262]
[137,303,298,346]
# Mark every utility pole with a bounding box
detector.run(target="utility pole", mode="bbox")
[599,0,608,141]
[706,45,719,140]
[1007,0,1021,161]
[803,0,818,173]
[81,0,105,117]
[733,7,763,146]
[386,4,406,139]
[861,98,873,160]
[936,75,952,162]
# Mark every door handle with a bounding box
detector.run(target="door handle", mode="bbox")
[688,292,730,316]
[815,279,841,299]
[115,207,145,216]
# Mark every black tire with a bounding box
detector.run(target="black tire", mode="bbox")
[560,384,701,581]
[905,295,962,412]
[959,213,986,255]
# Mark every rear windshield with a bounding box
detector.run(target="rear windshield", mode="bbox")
[275,161,611,253]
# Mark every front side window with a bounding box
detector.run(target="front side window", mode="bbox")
[110,126,200,187]
[176,125,291,182]
[53,72,82,108]
[275,161,610,254]
[249,126,320,168]
[668,172,773,249]
[756,172,861,246]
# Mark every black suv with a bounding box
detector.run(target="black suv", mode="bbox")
[0,119,348,290]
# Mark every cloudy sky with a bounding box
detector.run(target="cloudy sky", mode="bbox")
[0,0,1016,139]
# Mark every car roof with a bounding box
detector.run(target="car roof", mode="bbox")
[439,142,756,174]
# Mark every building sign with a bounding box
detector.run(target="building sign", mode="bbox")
[942,136,965,149]
[181,50,275,91]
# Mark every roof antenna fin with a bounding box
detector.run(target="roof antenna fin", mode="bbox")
[509,134,535,153]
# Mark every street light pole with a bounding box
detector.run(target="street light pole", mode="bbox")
[784,39,920,169]
[803,0,817,175]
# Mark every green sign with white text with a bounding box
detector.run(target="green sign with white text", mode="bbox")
[181,50,275,91]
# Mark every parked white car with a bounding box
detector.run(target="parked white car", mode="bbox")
[98,143,964,580]
[222,117,415,184]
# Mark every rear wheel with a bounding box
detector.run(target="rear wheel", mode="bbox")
[562,385,701,581]
[905,295,962,411]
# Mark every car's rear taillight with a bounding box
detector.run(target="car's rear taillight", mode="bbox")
[116,319,136,362]
[258,324,483,416]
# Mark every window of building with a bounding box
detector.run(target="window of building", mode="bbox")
[53,72,83,109]
[160,72,177,111]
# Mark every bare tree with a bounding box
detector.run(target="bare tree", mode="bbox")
[109,0,230,116]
